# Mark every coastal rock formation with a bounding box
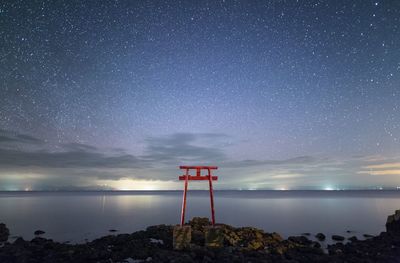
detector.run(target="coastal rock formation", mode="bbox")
[0,223,9,242]
[386,210,400,234]
[1,214,400,262]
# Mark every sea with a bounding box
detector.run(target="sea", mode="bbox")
[0,190,399,244]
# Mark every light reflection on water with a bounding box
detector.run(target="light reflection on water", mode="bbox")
[0,190,399,243]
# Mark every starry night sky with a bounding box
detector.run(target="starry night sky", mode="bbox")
[1,0,399,190]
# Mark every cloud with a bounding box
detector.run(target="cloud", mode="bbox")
[141,133,227,164]
[0,129,44,145]
[3,129,398,190]
[358,162,400,176]
[220,156,316,168]
[0,130,148,174]
[364,162,400,170]
[358,170,400,176]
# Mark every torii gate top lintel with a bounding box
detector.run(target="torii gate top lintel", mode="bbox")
[178,166,218,226]
[179,166,218,181]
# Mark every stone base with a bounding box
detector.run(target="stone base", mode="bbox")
[205,226,224,248]
[173,225,191,250]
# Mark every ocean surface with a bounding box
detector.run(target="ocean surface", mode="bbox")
[0,190,399,244]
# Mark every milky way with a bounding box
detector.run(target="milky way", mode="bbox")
[0,1,399,190]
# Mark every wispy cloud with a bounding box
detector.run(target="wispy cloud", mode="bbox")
[1,129,399,190]
[364,162,400,170]
[358,162,400,176]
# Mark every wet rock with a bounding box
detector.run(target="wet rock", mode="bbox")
[332,235,345,241]
[288,235,313,246]
[204,226,223,248]
[1,213,400,263]
[34,230,45,235]
[234,227,266,250]
[173,225,191,250]
[363,234,374,238]
[348,236,358,242]
[188,217,210,232]
[386,209,400,234]
[315,233,325,241]
[0,223,10,242]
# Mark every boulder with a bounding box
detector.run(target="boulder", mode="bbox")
[0,223,10,242]
[363,234,374,238]
[288,236,313,246]
[386,209,400,234]
[173,225,191,250]
[204,226,224,248]
[34,230,45,235]
[348,236,358,242]
[315,233,325,241]
[332,235,345,241]
[188,217,210,232]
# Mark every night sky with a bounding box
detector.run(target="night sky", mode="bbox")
[1,0,399,190]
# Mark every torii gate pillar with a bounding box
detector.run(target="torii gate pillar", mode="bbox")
[179,166,218,226]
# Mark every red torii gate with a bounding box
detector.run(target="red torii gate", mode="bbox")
[179,166,218,226]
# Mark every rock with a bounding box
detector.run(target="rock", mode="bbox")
[0,223,10,242]
[34,230,45,235]
[315,233,325,241]
[348,236,358,242]
[363,234,374,238]
[191,230,204,246]
[332,235,345,241]
[386,209,400,234]
[109,229,118,232]
[288,235,313,246]
[150,238,164,245]
[13,237,26,246]
[123,258,142,263]
[145,224,173,248]
[188,217,210,232]
[234,227,266,250]
[204,226,224,248]
[1,215,400,262]
[173,225,191,250]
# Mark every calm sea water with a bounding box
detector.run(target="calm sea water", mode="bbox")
[0,190,399,243]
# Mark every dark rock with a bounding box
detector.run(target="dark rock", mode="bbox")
[315,233,325,241]
[188,217,211,232]
[0,223,10,242]
[109,229,118,232]
[348,236,358,242]
[288,235,312,246]
[386,209,400,234]
[332,235,345,241]
[363,234,374,238]
[1,213,400,262]
[13,237,26,246]
[34,230,45,235]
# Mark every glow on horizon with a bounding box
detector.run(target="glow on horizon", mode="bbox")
[98,178,178,191]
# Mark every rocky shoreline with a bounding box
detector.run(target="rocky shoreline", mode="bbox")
[1,210,400,263]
